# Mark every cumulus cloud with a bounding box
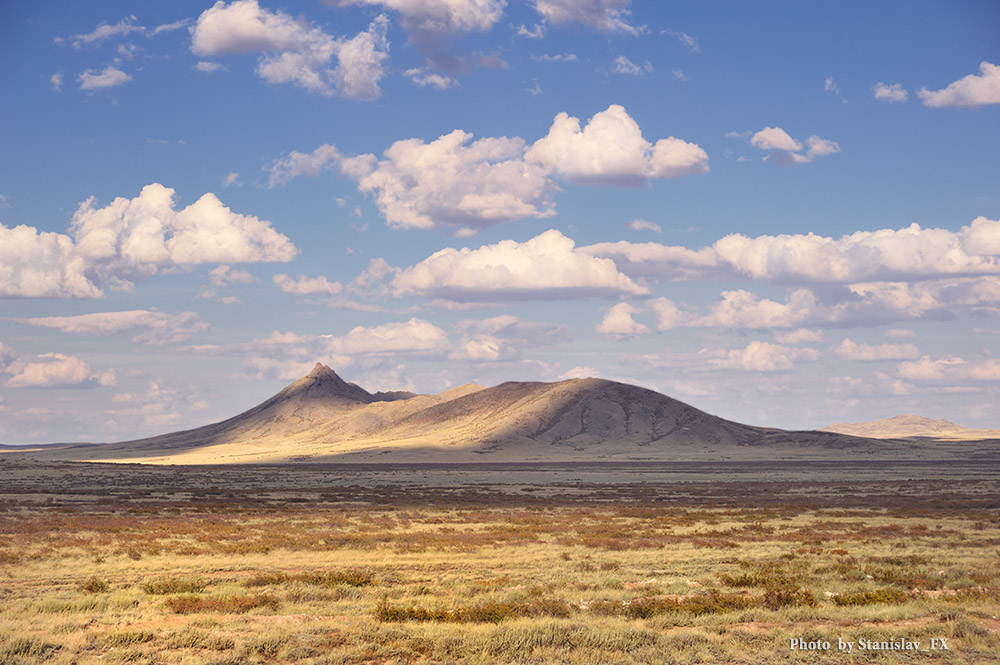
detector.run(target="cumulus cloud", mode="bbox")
[650,297,685,330]
[267,105,707,232]
[50,72,64,91]
[701,341,822,372]
[873,82,908,102]
[190,0,389,99]
[918,61,1000,108]
[526,104,709,185]
[328,0,504,75]
[351,130,555,231]
[197,61,227,73]
[749,126,839,164]
[331,0,504,34]
[596,303,648,337]
[0,183,296,298]
[78,65,132,90]
[273,273,344,295]
[832,338,919,362]
[327,318,450,356]
[5,353,116,388]
[584,217,1000,285]
[533,0,641,34]
[14,310,210,345]
[393,229,648,301]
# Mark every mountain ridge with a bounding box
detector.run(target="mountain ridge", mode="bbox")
[7,366,996,465]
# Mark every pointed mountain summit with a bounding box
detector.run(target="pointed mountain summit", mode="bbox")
[269,363,375,406]
[16,365,989,465]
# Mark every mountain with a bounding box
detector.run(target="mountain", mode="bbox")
[821,415,1000,441]
[9,365,992,465]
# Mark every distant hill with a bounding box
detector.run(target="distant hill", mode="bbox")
[8,364,995,464]
[821,415,1000,441]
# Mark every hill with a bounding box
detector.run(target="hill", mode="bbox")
[821,414,1000,441]
[8,364,993,464]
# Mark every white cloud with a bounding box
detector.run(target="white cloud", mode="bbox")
[0,183,296,299]
[268,105,707,231]
[596,302,648,337]
[526,104,709,185]
[451,314,571,361]
[191,1,390,99]
[351,131,554,231]
[873,82,908,102]
[701,341,821,372]
[328,0,504,75]
[70,16,144,47]
[650,297,685,330]
[750,126,839,164]
[222,171,242,187]
[613,55,650,76]
[584,217,1000,285]
[404,67,459,89]
[196,61,227,73]
[332,0,505,34]
[16,310,210,345]
[393,229,648,301]
[824,77,846,103]
[6,353,116,388]
[750,126,801,152]
[328,15,390,100]
[267,144,342,187]
[273,273,344,295]
[78,65,132,90]
[899,355,1000,383]
[209,264,255,287]
[772,328,824,345]
[662,29,698,53]
[327,318,450,356]
[534,0,641,35]
[626,219,661,233]
[517,24,546,39]
[531,53,577,62]
[50,72,64,92]
[832,338,919,362]
[918,61,1000,108]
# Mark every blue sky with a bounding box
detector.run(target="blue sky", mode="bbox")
[1,0,999,444]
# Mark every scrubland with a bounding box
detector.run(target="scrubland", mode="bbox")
[1,460,998,664]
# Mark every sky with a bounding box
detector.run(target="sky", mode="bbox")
[1,1,999,444]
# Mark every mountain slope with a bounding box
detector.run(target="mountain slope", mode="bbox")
[10,365,989,464]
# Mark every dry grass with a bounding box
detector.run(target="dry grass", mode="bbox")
[0,459,998,664]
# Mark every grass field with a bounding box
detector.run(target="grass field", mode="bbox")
[1,459,998,664]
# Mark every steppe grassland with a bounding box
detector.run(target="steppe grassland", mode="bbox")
[1,461,999,664]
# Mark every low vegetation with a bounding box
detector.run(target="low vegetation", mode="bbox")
[0,459,998,664]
